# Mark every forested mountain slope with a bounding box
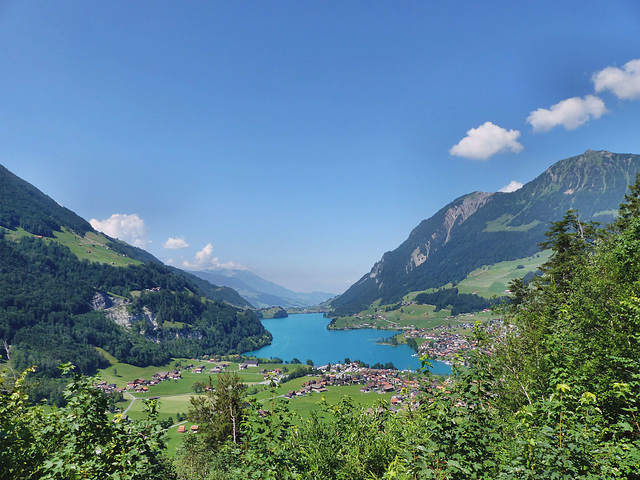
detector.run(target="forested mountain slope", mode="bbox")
[332,150,640,314]
[0,163,250,308]
[0,164,269,402]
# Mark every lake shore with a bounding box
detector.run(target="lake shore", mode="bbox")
[252,312,451,375]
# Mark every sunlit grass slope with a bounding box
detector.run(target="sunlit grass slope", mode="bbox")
[455,250,551,297]
[5,226,141,266]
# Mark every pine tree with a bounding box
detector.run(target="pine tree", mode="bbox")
[614,171,640,231]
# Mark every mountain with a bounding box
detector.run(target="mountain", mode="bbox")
[168,267,253,308]
[331,150,640,314]
[0,163,270,399]
[189,268,335,308]
[0,164,93,237]
[0,163,250,309]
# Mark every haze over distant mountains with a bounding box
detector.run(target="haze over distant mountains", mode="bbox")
[189,268,335,309]
[331,150,640,315]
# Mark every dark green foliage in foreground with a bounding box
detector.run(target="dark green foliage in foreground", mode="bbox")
[615,171,640,232]
[0,365,171,479]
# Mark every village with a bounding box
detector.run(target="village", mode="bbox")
[284,363,431,411]
[405,322,476,360]
[93,354,450,414]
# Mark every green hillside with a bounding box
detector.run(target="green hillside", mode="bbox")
[0,163,269,404]
[0,164,93,237]
[0,230,271,402]
[331,249,550,331]
[0,162,250,308]
[455,250,552,297]
[332,150,640,315]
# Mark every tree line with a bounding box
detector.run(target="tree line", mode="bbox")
[412,287,501,315]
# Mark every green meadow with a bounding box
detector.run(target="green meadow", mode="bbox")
[5,226,141,266]
[52,229,142,266]
[454,250,551,298]
[332,301,498,331]
[101,355,404,456]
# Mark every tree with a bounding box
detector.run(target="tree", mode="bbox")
[306,359,314,366]
[615,171,640,231]
[192,381,204,393]
[539,209,600,290]
[0,364,169,479]
[188,372,246,445]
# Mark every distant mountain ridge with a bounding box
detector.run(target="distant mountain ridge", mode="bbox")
[189,268,335,308]
[331,150,640,314]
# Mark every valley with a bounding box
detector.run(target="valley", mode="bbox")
[95,354,421,456]
[3,150,640,478]
[3,5,640,477]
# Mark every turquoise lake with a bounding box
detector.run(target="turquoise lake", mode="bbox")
[251,313,451,375]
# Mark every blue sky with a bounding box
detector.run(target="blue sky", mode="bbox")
[1,1,640,294]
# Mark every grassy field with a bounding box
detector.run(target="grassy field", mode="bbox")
[52,229,142,266]
[103,357,401,456]
[332,303,453,330]
[119,380,396,456]
[99,357,288,392]
[104,359,285,455]
[263,384,394,418]
[454,250,551,298]
[5,226,141,266]
[332,302,500,331]
[116,393,195,456]
[483,214,541,232]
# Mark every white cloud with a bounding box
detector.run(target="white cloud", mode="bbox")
[449,122,523,160]
[593,59,640,100]
[182,243,245,271]
[90,213,150,248]
[527,95,607,132]
[163,236,190,249]
[498,180,524,193]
